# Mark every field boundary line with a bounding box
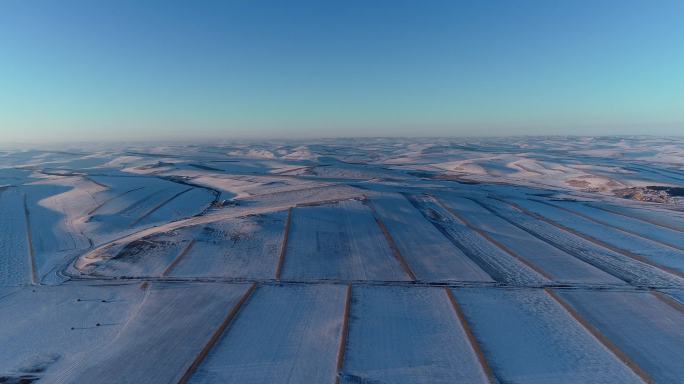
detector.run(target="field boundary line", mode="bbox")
[177,283,258,384]
[335,284,353,384]
[23,193,38,285]
[402,193,500,282]
[445,288,498,383]
[87,187,145,216]
[275,207,293,279]
[589,204,684,234]
[534,199,684,252]
[367,200,417,281]
[545,288,653,384]
[500,198,684,279]
[130,187,193,227]
[469,197,633,285]
[433,196,552,281]
[161,239,197,277]
[651,290,684,315]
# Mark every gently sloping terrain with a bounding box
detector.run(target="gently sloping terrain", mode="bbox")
[514,198,684,277]
[438,195,624,285]
[0,283,145,382]
[60,282,251,384]
[169,212,287,279]
[368,193,492,282]
[590,202,684,233]
[341,286,490,384]
[281,200,410,281]
[0,187,32,286]
[189,284,347,383]
[477,197,684,287]
[452,287,643,383]
[556,289,684,383]
[546,199,684,251]
[409,194,548,286]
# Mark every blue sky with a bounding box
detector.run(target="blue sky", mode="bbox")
[1,0,683,141]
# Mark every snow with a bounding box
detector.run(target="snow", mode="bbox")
[0,187,31,285]
[190,284,346,383]
[558,289,684,383]
[170,212,287,279]
[60,282,251,384]
[479,196,684,287]
[281,200,410,281]
[0,282,145,381]
[453,287,642,383]
[438,195,624,285]
[368,193,492,282]
[591,202,684,232]
[515,198,684,276]
[2,137,684,383]
[410,194,548,285]
[342,286,489,383]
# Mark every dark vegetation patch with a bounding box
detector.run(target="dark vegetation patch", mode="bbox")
[113,237,171,262]
[646,186,684,196]
[614,185,684,203]
[0,375,39,384]
[406,171,435,178]
[188,163,223,172]
[433,174,481,184]
[339,373,386,384]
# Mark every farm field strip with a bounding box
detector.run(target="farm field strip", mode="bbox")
[477,197,684,288]
[439,195,624,285]
[556,289,684,383]
[188,284,347,384]
[62,282,251,384]
[3,139,684,383]
[169,212,287,279]
[280,200,409,281]
[341,285,490,384]
[544,199,684,251]
[452,287,644,383]
[0,188,32,286]
[513,197,684,277]
[408,194,548,285]
[368,193,492,282]
[590,203,684,233]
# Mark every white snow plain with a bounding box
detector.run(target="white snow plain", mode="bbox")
[1,137,684,383]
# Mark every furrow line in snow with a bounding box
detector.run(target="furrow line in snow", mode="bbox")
[468,196,632,285]
[545,288,653,384]
[405,193,546,285]
[445,288,498,384]
[535,199,684,252]
[295,196,365,208]
[651,290,684,315]
[23,193,38,285]
[366,200,417,281]
[87,186,145,216]
[82,175,109,189]
[402,194,503,283]
[504,198,684,279]
[177,283,257,384]
[476,197,684,287]
[335,284,353,384]
[275,207,292,280]
[130,187,193,227]
[161,239,197,277]
[433,196,554,281]
[589,204,684,234]
[70,272,657,290]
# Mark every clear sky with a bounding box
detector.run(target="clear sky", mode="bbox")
[1,0,683,142]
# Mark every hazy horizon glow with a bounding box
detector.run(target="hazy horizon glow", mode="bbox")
[1,0,683,142]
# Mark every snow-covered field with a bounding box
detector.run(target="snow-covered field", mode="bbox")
[1,137,683,383]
